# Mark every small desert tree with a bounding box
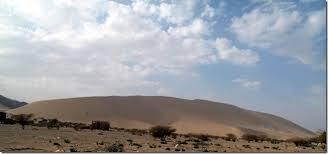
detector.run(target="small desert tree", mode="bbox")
[11,114,34,130]
[149,125,176,140]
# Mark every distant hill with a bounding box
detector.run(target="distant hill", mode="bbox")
[0,95,27,111]
[8,96,314,139]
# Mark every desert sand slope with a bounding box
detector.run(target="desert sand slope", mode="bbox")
[8,96,314,139]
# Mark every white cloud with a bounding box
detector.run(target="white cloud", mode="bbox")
[231,2,325,66]
[201,4,215,18]
[232,78,261,89]
[215,37,259,66]
[0,0,224,101]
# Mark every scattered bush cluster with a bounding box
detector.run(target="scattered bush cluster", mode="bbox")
[187,133,211,141]
[286,131,326,148]
[11,114,34,129]
[90,121,110,131]
[241,133,268,142]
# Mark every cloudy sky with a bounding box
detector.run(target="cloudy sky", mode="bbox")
[0,0,326,131]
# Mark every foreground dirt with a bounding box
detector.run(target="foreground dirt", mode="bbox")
[0,124,325,152]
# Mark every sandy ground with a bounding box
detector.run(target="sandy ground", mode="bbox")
[0,124,325,152]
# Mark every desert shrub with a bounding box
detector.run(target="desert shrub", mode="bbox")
[171,133,178,139]
[177,140,188,145]
[310,131,327,143]
[97,141,104,145]
[105,143,124,152]
[70,148,77,152]
[47,118,60,129]
[132,143,142,148]
[318,131,327,143]
[36,119,48,127]
[64,139,71,144]
[270,139,281,144]
[187,133,211,141]
[90,121,110,131]
[225,133,237,142]
[193,144,199,149]
[272,146,279,150]
[73,123,89,131]
[4,118,16,124]
[149,144,156,148]
[241,133,261,142]
[149,125,176,139]
[257,134,268,142]
[11,114,34,129]
[126,139,133,143]
[242,145,251,149]
[53,142,61,146]
[287,138,311,147]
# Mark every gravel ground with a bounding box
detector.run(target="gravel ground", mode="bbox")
[0,124,325,152]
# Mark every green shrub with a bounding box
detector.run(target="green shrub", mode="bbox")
[90,121,110,131]
[149,125,176,139]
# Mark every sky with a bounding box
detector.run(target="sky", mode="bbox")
[0,0,326,131]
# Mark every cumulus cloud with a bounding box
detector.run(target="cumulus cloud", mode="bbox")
[232,78,261,89]
[230,1,325,66]
[215,37,259,66]
[0,0,232,101]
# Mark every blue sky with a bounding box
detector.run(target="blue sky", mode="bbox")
[0,0,326,131]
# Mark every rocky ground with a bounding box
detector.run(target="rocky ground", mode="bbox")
[0,124,325,152]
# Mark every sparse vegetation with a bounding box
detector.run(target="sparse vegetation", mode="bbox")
[287,138,311,147]
[226,133,237,142]
[53,142,61,146]
[241,133,261,142]
[90,121,110,131]
[70,148,78,152]
[149,125,176,139]
[47,118,60,129]
[64,139,71,144]
[187,133,211,141]
[105,143,124,152]
[11,114,34,129]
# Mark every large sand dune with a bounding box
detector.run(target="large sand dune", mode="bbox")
[8,96,314,139]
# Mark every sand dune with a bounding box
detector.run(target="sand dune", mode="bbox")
[8,96,314,139]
